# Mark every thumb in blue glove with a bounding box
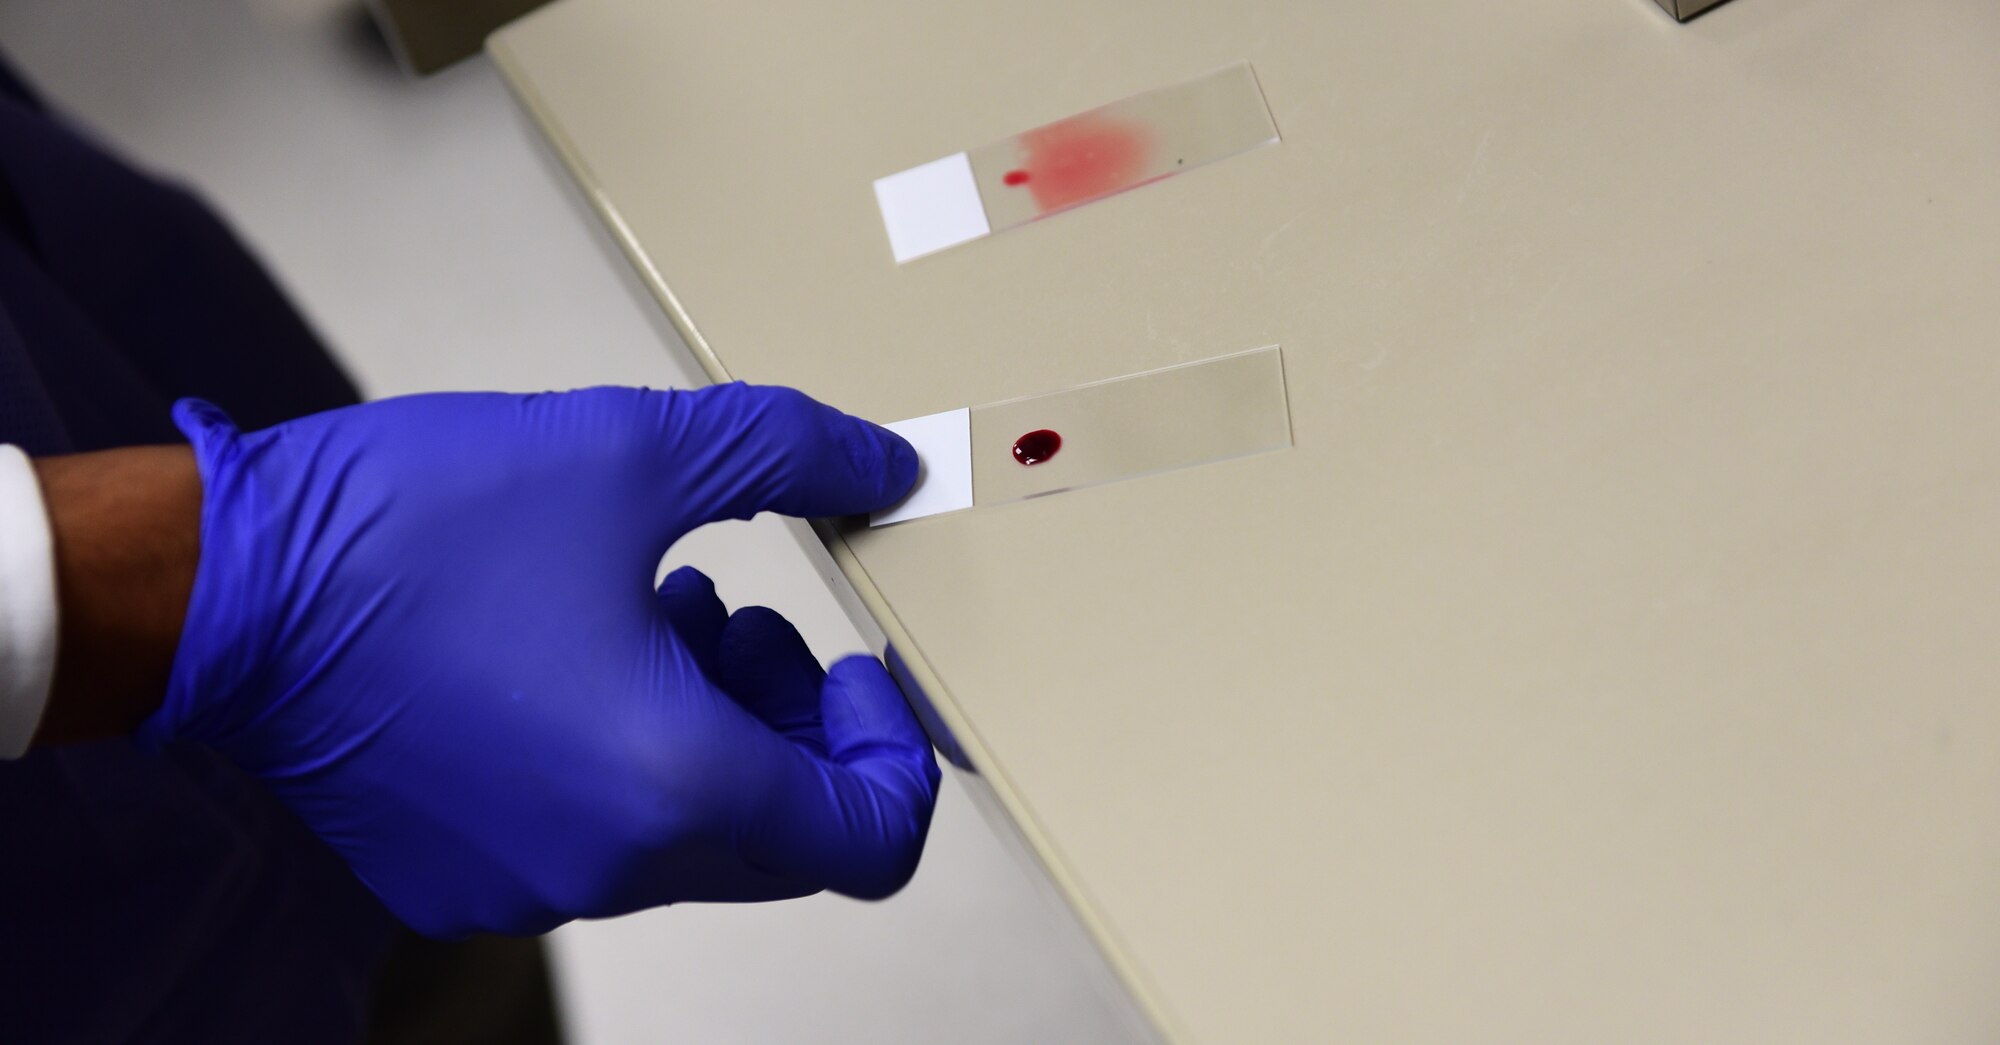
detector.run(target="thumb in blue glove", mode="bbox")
[142,383,941,937]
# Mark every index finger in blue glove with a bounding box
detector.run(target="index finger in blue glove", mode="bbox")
[738,656,941,899]
[656,383,918,530]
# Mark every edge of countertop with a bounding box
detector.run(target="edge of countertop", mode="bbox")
[485,16,1182,1043]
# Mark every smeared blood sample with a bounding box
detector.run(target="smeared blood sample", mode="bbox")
[1014,115,1152,213]
[1002,169,1031,186]
[1012,429,1062,466]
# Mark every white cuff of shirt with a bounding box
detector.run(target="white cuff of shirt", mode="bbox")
[0,445,57,759]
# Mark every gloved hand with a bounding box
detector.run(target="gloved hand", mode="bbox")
[139,383,941,937]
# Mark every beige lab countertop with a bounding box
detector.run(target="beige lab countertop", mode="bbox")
[491,1,2000,1040]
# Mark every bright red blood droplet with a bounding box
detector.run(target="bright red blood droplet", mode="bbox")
[1002,169,1031,186]
[1012,429,1062,466]
[1015,115,1152,213]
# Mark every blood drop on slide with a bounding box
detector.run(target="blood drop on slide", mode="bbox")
[1012,429,1062,466]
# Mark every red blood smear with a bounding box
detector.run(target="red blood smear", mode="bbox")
[1002,169,1031,186]
[1016,114,1152,213]
[1012,429,1062,466]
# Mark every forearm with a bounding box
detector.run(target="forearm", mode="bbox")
[30,446,201,746]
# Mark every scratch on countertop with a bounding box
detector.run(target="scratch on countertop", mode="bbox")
[1456,127,1496,208]
[1259,219,1299,253]
[1528,271,1569,320]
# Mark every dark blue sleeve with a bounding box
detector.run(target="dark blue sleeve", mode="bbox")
[0,50,360,454]
[0,52,394,1045]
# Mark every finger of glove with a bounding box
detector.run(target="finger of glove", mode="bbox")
[737,656,940,899]
[655,565,728,682]
[717,606,828,756]
[656,383,917,529]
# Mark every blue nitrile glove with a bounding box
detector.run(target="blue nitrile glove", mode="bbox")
[139,383,941,938]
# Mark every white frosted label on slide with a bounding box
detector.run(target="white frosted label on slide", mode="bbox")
[870,408,973,526]
[872,153,990,264]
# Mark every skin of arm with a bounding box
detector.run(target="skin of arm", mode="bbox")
[29,446,200,746]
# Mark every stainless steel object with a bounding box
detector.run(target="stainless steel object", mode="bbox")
[1654,0,1734,21]
[366,0,550,74]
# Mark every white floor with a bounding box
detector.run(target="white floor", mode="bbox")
[0,3,1145,1041]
